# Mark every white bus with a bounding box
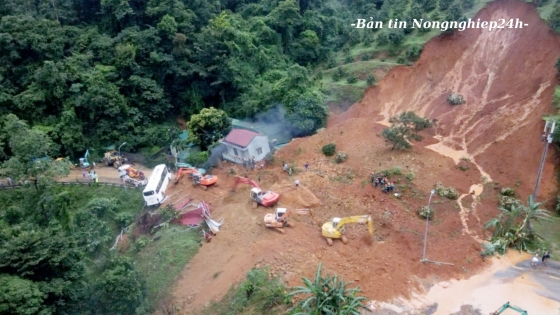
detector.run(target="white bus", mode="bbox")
[142,164,171,206]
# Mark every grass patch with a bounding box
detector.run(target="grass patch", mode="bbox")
[197,267,288,315]
[534,214,560,259]
[134,226,202,308]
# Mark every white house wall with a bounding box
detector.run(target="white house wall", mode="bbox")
[247,136,270,161]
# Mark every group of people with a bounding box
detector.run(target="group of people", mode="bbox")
[370,171,395,194]
[243,156,264,171]
[531,250,551,267]
[82,170,99,184]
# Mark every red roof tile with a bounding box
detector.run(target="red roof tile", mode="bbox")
[223,129,260,148]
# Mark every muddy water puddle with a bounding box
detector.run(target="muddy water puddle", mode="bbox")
[366,251,560,314]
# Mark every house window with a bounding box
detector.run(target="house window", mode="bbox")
[233,148,238,156]
[256,147,263,155]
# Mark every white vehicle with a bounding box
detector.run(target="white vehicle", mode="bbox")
[117,164,147,187]
[142,164,171,206]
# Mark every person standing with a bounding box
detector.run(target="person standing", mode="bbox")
[304,162,309,171]
[92,161,96,169]
[532,254,539,267]
[295,179,299,187]
[542,251,551,265]
[93,171,99,184]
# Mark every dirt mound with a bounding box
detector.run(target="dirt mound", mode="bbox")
[270,180,322,208]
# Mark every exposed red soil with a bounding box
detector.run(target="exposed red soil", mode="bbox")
[165,0,560,313]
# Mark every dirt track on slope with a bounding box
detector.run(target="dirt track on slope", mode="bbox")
[167,0,560,313]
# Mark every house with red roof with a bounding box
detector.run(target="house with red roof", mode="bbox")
[219,129,270,163]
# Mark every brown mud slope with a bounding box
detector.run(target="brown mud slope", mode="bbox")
[170,1,560,313]
[339,0,560,202]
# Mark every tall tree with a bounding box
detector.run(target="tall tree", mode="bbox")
[187,107,231,149]
[1,114,71,189]
[267,0,301,52]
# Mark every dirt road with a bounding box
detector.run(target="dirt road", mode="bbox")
[59,163,153,185]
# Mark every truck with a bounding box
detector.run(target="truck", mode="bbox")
[118,164,147,187]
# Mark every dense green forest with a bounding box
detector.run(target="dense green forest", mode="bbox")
[0,0,510,161]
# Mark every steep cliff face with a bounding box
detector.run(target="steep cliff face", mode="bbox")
[342,0,560,199]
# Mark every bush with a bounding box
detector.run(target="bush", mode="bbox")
[499,187,515,197]
[480,242,496,257]
[134,235,151,252]
[418,206,433,219]
[366,74,375,85]
[327,58,337,68]
[322,143,336,156]
[332,67,345,81]
[361,53,370,61]
[334,152,348,163]
[405,172,414,181]
[396,56,406,64]
[406,45,422,61]
[116,212,134,228]
[345,55,354,63]
[435,182,459,199]
[346,74,358,84]
[186,151,209,167]
[499,195,522,211]
[447,93,465,105]
[376,32,388,45]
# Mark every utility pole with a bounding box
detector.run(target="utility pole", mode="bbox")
[421,189,436,263]
[533,121,555,201]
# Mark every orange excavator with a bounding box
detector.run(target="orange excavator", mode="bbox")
[264,208,320,234]
[231,176,280,208]
[118,164,146,180]
[174,167,218,190]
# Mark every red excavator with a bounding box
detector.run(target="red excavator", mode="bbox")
[174,167,218,190]
[231,176,280,208]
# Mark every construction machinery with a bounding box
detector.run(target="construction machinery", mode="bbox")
[118,164,147,186]
[490,302,528,315]
[79,150,90,168]
[174,167,217,190]
[232,176,280,208]
[322,215,374,246]
[103,150,127,168]
[264,208,320,234]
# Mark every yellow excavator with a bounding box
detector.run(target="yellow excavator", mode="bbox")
[263,208,320,234]
[322,215,374,246]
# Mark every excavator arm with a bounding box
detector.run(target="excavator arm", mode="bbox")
[278,208,312,223]
[336,215,372,232]
[175,167,197,185]
[322,215,373,245]
[491,302,528,315]
[231,176,261,191]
